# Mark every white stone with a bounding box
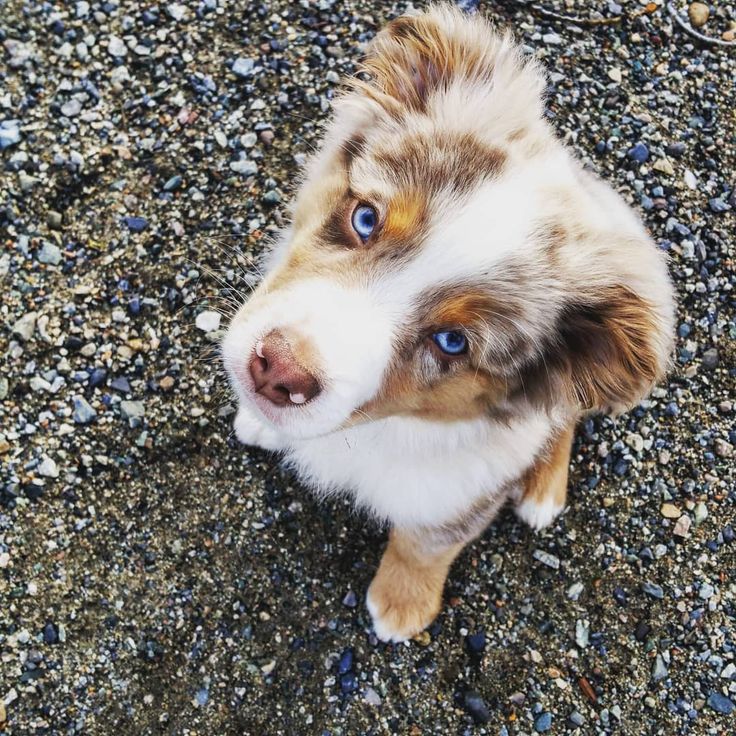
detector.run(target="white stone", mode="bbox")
[108,35,127,57]
[12,311,38,341]
[195,310,221,332]
[38,456,59,478]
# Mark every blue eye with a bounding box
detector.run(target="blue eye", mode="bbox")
[432,330,467,356]
[351,204,377,241]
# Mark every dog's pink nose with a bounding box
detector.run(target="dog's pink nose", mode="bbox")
[249,330,321,407]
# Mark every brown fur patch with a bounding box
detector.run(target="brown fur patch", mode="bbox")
[374,132,506,200]
[383,190,427,243]
[367,528,464,641]
[426,290,505,329]
[357,365,509,424]
[359,11,496,113]
[341,133,367,168]
[520,424,574,509]
[521,285,665,412]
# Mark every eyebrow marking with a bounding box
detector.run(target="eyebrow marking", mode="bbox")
[341,133,367,170]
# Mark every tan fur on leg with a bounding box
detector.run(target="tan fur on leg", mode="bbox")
[366,529,463,642]
[515,424,575,530]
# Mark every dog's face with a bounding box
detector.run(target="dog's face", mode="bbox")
[222,8,673,441]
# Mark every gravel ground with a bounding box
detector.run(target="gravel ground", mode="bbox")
[1,0,735,734]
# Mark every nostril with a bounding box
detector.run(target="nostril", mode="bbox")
[249,330,321,407]
[273,384,291,403]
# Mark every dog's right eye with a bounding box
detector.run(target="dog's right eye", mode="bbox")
[351,204,377,241]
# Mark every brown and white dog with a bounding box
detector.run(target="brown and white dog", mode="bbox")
[222,4,675,642]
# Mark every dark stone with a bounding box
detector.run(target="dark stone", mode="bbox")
[665,142,686,157]
[43,622,59,644]
[642,582,664,599]
[634,621,651,641]
[707,692,734,715]
[338,648,353,675]
[708,198,730,214]
[342,590,357,608]
[89,368,107,388]
[339,673,358,694]
[122,216,148,233]
[535,712,552,732]
[110,376,131,393]
[613,587,627,606]
[701,348,719,370]
[627,142,649,163]
[466,631,486,653]
[163,175,182,191]
[19,669,44,683]
[463,690,490,723]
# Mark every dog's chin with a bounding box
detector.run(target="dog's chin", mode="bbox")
[242,393,355,443]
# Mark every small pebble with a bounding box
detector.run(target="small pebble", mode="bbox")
[533,550,560,569]
[232,57,255,77]
[123,216,148,233]
[12,312,38,341]
[652,654,668,682]
[688,2,709,28]
[107,35,127,57]
[706,692,734,715]
[642,582,664,599]
[466,631,486,653]
[37,457,59,478]
[534,712,552,732]
[72,396,97,424]
[462,690,490,724]
[195,311,222,332]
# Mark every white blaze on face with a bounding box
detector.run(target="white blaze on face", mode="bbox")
[222,278,396,439]
[378,173,540,303]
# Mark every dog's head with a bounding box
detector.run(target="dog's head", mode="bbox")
[222,5,674,440]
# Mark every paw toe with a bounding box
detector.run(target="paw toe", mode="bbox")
[515,496,565,531]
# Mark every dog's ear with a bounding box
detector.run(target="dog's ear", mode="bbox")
[361,13,447,111]
[350,7,545,130]
[521,285,671,414]
[555,286,670,413]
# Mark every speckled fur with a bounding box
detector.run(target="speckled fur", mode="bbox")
[222,5,675,641]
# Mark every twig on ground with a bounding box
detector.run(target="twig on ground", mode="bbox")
[666,2,736,47]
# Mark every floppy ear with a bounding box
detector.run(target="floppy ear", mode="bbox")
[556,285,671,413]
[360,13,447,111]
[349,6,546,131]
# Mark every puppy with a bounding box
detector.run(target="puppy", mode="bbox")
[222,4,675,642]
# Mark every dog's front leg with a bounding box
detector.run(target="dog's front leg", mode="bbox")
[366,528,464,643]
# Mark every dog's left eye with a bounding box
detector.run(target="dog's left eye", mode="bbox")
[351,204,377,241]
[432,330,468,356]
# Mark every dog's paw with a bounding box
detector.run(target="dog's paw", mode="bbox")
[365,574,442,644]
[515,495,565,531]
[233,407,285,451]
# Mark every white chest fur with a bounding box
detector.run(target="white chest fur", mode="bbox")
[283,411,554,528]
